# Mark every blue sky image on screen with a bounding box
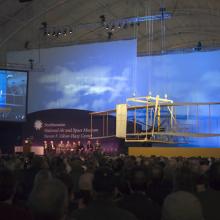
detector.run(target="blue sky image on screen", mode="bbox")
[0,72,7,105]
[0,70,27,121]
[7,40,220,147]
[137,51,220,147]
[7,40,137,113]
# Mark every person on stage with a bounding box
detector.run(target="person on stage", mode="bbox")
[94,140,101,152]
[65,140,72,153]
[71,141,77,152]
[58,140,65,153]
[86,140,94,152]
[50,140,56,152]
[43,140,48,154]
[76,140,84,153]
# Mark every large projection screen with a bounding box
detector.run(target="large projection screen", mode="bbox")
[0,69,28,122]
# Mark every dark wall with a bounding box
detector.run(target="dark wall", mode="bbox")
[0,122,23,153]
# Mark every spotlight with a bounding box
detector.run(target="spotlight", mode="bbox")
[123,23,128,29]
[118,23,121,28]
[100,15,106,26]
[52,31,56,37]
[41,22,47,29]
[111,25,115,31]
[100,15,106,22]
[196,41,202,51]
[107,32,113,40]
[69,29,73,34]
[105,25,109,30]
[58,30,62,35]
[63,29,67,36]
[47,32,51,36]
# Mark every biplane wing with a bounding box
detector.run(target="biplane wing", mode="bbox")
[0,106,11,112]
[90,96,220,144]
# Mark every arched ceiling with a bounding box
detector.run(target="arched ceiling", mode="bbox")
[0,0,220,61]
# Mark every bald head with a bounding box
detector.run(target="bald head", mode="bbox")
[209,161,220,190]
[29,178,68,220]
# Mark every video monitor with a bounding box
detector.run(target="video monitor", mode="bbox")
[0,69,28,122]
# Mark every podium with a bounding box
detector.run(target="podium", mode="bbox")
[23,145,31,153]
[23,139,31,153]
[15,146,44,155]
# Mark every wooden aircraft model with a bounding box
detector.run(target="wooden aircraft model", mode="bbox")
[90,95,220,144]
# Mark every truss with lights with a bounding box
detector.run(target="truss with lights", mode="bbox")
[42,11,172,38]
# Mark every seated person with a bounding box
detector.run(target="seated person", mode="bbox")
[94,140,101,151]
[43,141,48,153]
[86,140,94,152]
[71,141,77,152]
[57,140,65,153]
[49,141,56,152]
[76,141,84,153]
[0,169,33,220]
[65,141,72,152]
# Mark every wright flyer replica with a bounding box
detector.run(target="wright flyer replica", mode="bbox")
[90,94,220,151]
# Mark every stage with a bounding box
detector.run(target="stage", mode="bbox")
[128,147,220,158]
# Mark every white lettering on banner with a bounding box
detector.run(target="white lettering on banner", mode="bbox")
[44,123,66,127]
[41,123,100,139]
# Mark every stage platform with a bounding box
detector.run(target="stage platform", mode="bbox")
[128,147,220,158]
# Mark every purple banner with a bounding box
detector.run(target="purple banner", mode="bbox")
[23,109,124,153]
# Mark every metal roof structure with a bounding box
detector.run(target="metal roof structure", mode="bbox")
[0,0,220,63]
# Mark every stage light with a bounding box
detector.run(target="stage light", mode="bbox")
[47,32,51,36]
[44,12,172,39]
[52,31,56,37]
[100,15,105,21]
[196,41,202,51]
[123,23,128,29]
[100,15,106,23]
[108,32,113,40]
[63,29,67,36]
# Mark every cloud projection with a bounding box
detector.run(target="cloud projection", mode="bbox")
[7,40,220,147]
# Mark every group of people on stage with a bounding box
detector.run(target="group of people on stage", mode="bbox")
[43,139,101,154]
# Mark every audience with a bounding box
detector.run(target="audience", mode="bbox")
[0,152,219,220]
[72,166,138,219]
[197,161,220,220]
[118,166,161,220]
[162,191,204,220]
[28,178,68,220]
[0,168,33,220]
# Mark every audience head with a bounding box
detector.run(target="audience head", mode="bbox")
[93,167,115,196]
[162,191,204,220]
[34,169,52,187]
[79,173,94,192]
[130,167,148,192]
[150,165,163,182]
[28,178,68,220]
[0,168,16,203]
[174,166,196,192]
[208,161,220,190]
